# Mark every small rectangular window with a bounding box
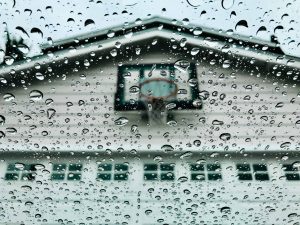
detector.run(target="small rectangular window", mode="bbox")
[237,164,252,181]
[253,164,269,181]
[51,163,82,181]
[236,163,269,181]
[206,164,222,181]
[144,163,175,181]
[190,163,222,181]
[5,163,37,181]
[97,163,128,181]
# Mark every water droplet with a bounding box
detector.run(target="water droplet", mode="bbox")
[15,26,29,37]
[219,133,231,141]
[131,125,138,133]
[199,90,209,100]
[191,47,200,56]
[212,120,224,125]
[179,38,187,47]
[15,162,25,170]
[235,20,248,31]
[221,0,234,9]
[292,161,300,170]
[135,47,141,55]
[45,98,54,105]
[274,25,283,34]
[0,115,5,125]
[178,176,188,182]
[17,44,30,54]
[125,30,133,38]
[107,30,115,38]
[222,60,231,68]
[193,27,203,35]
[220,206,231,214]
[275,102,284,108]
[193,140,201,147]
[114,117,129,126]
[187,0,201,7]
[21,185,32,191]
[256,26,267,36]
[129,86,140,93]
[180,151,193,159]
[4,56,14,65]
[192,99,202,108]
[82,128,89,134]
[288,213,298,218]
[0,77,7,84]
[110,49,117,57]
[78,100,85,106]
[31,27,43,38]
[280,142,291,148]
[161,144,174,152]
[174,60,190,73]
[34,164,45,170]
[0,131,5,138]
[47,108,56,119]
[166,102,177,110]
[84,19,95,27]
[3,93,15,101]
[29,90,43,101]
[145,209,152,215]
[188,78,198,87]
[35,72,45,80]
[6,127,17,133]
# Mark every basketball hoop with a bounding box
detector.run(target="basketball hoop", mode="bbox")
[139,78,178,125]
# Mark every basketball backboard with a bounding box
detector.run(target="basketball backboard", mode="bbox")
[114,62,201,111]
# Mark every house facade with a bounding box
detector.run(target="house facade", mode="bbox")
[0,18,300,225]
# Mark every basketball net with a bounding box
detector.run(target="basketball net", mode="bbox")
[146,98,167,125]
[140,78,177,125]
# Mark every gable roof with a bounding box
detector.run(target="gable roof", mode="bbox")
[0,17,300,77]
[42,16,283,54]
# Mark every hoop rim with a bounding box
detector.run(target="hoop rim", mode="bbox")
[139,77,178,101]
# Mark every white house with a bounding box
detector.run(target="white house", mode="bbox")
[0,17,300,225]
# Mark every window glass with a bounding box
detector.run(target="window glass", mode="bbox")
[0,0,299,224]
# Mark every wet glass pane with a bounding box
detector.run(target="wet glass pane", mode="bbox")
[98,164,112,171]
[115,164,128,171]
[160,164,174,171]
[255,173,269,181]
[53,164,67,172]
[207,173,222,181]
[286,173,300,181]
[207,164,221,171]
[253,164,268,172]
[97,173,111,181]
[283,164,298,171]
[190,164,205,171]
[144,173,158,181]
[144,164,158,171]
[51,173,65,181]
[5,173,19,181]
[0,1,299,224]
[160,172,175,181]
[238,173,253,181]
[237,164,251,172]
[114,173,128,181]
[67,173,81,181]
[68,164,82,171]
[191,173,205,181]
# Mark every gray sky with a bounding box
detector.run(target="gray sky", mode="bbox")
[0,0,299,61]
